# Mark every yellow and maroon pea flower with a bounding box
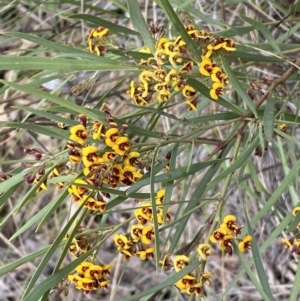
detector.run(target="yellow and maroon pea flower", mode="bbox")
[210,82,224,100]
[186,282,203,296]
[175,274,196,291]
[157,89,170,102]
[185,99,198,111]
[137,247,155,260]
[220,234,235,256]
[130,224,144,242]
[89,26,109,39]
[165,69,180,86]
[156,37,169,50]
[153,68,167,82]
[76,262,94,275]
[155,189,165,206]
[182,85,196,100]
[200,271,213,286]
[114,234,132,252]
[221,214,242,235]
[105,128,119,148]
[68,179,89,201]
[139,70,153,85]
[197,243,211,260]
[154,49,168,65]
[112,136,130,156]
[93,121,106,140]
[164,41,179,56]
[209,227,227,243]
[69,125,88,145]
[124,151,140,166]
[82,146,99,168]
[179,61,194,74]
[211,66,228,84]
[223,38,236,52]
[174,255,190,272]
[238,235,252,253]
[141,225,155,245]
[292,207,300,216]
[169,51,182,68]
[134,208,149,225]
[199,57,216,76]
[159,254,174,271]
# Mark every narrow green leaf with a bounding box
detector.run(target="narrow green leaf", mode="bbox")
[127,159,223,195]
[263,95,275,142]
[4,32,112,61]
[159,0,199,59]
[290,259,300,301]
[168,142,232,254]
[241,16,282,55]
[1,81,106,122]
[208,136,259,188]
[221,57,258,117]
[244,213,275,300]
[21,205,86,299]
[0,121,68,140]
[0,56,138,71]
[0,241,65,277]
[127,0,154,53]
[69,14,139,36]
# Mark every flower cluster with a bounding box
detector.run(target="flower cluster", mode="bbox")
[68,261,112,295]
[210,215,252,256]
[159,253,212,297]
[66,227,96,258]
[87,26,109,56]
[124,24,236,111]
[281,207,300,255]
[68,111,143,190]
[114,189,170,260]
[199,37,235,100]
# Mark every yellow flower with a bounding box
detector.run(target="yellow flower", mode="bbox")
[199,57,214,76]
[92,122,105,140]
[69,124,88,145]
[130,224,144,242]
[169,51,182,68]
[210,82,224,100]
[238,235,252,253]
[165,69,180,86]
[89,27,109,38]
[156,37,169,50]
[153,68,167,82]
[282,238,293,248]
[139,70,153,85]
[82,146,99,167]
[141,225,155,245]
[137,247,155,260]
[124,151,140,166]
[157,90,170,102]
[174,255,190,272]
[223,38,236,51]
[185,99,197,111]
[114,234,131,252]
[154,49,167,65]
[182,85,196,100]
[68,179,89,201]
[292,207,300,216]
[209,228,227,243]
[105,128,119,147]
[112,136,130,156]
[197,243,211,260]
[164,41,178,55]
[179,61,193,74]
